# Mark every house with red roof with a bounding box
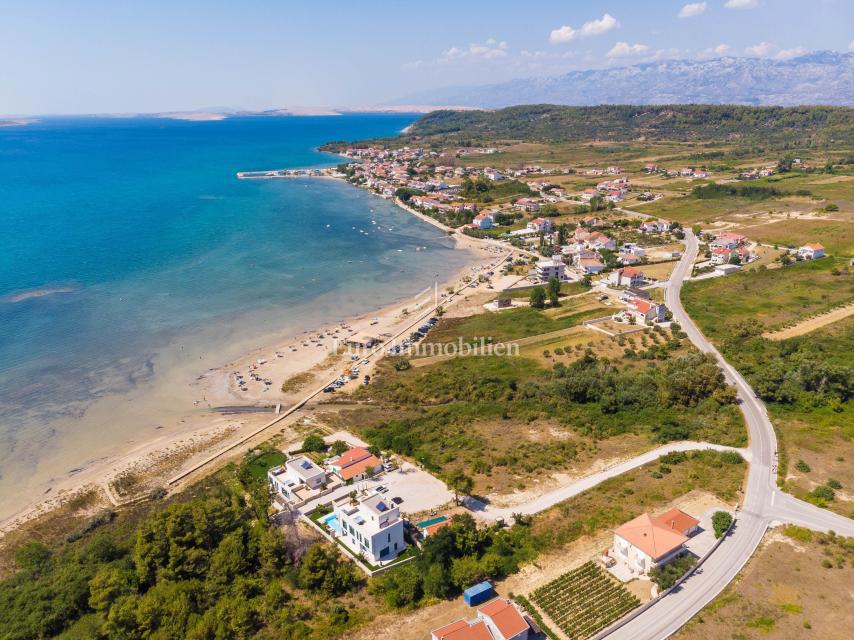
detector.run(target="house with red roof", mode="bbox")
[608,267,645,288]
[612,508,700,575]
[797,243,825,260]
[431,599,531,640]
[526,217,553,233]
[617,297,667,324]
[328,446,382,481]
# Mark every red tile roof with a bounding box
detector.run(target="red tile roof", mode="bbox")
[653,508,700,535]
[336,447,372,467]
[337,454,381,480]
[432,620,493,640]
[614,513,688,561]
[478,599,529,639]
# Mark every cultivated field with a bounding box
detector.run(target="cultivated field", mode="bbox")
[530,562,640,640]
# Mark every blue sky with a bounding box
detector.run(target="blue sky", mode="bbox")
[1,0,851,115]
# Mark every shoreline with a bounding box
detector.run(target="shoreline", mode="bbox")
[0,182,514,540]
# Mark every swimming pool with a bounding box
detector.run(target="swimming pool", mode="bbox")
[321,512,341,534]
[416,516,448,529]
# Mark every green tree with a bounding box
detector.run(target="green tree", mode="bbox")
[15,541,52,573]
[529,286,546,309]
[331,440,349,456]
[446,470,475,504]
[711,511,733,538]
[298,544,357,596]
[88,564,137,613]
[547,277,560,307]
[302,433,327,453]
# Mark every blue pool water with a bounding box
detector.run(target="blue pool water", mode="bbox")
[322,513,341,534]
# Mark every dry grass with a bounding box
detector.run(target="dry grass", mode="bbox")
[675,528,854,639]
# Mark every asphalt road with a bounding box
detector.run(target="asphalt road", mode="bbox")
[604,230,854,640]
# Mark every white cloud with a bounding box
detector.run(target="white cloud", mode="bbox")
[725,0,758,8]
[549,13,618,44]
[401,60,423,71]
[679,2,707,18]
[439,39,509,63]
[712,43,731,54]
[607,42,650,58]
[745,41,775,56]
[775,46,806,59]
[848,41,854,52]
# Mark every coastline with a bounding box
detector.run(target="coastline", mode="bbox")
[0,184,510,540]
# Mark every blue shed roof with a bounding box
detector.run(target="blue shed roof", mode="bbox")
[463,581,493,597]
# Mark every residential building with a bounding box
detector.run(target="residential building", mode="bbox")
[268,455,327,501]
[639,220,669,234]
[578,257,605,274]
[709,231,748,250]
[513,198,540,213]
[328,446,382,481]
[608,267,645,288]
[798,243,825,259]
[484,169,505,181]
[333,492,406,563]
[624,298,666,324]
[472,213,493,229]
[612,509,699,575]
[527,217,553,233]
[535,256,566,282]
[431,599,531,640]
[618,251,642,265]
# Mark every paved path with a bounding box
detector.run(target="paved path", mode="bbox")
[603,230,854,640]
[463,442,750,522]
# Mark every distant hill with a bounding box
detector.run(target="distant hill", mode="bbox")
[317,104,854,152]
[395,52,854,108]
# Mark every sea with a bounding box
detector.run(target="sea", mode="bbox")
[0,114,473,519]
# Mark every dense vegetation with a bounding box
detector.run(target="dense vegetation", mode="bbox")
[392,105,854,147]
[690,183,804,200]
[0,465,363,640]
[354,349,743,482]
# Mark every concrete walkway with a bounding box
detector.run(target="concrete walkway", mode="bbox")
[463,441,750,522]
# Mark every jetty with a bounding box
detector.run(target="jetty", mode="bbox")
[236,167,341,179]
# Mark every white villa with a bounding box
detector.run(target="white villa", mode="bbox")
[611,508,699,576]
[333,492,406,564]
[535,256,566,283]
[432,598,531,640]
[798,243,826,260]
[608,267,645,288]
[268,455,329,503]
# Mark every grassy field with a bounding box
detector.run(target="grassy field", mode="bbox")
[675,527,854,640]
[737,217,854,256]
[426,304,606,345]
[499,280,591,299]
[683,264,853,517]
[683,257,854,338]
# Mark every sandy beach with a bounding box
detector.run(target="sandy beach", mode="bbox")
[0,190,518,539]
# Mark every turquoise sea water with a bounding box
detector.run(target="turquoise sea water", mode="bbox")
[0,115,471,512]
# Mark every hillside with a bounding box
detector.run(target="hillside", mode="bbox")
[395,52,854,109]
[329,104,854,150]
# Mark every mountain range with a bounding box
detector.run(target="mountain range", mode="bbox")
[394,51,854,108]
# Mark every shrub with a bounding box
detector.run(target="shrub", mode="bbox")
[794,459,811,473]
[826,478,842,489]
[302,433,327,453]
[811,485,835,501]
[711,511,733,538]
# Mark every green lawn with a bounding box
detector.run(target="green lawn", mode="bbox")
[242,450,286,481]
[683,257,854,337]
[740,218,854,256]
[427,306,603,345]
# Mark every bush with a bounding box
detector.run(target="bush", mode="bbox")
[810,485,835,501]
[794,459,811,473]
[302,433,327,453]
[650,554,697,590]
[711,511,734,538]
[826,478,842,490]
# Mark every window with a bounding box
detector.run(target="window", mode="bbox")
[379,547,389,558]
